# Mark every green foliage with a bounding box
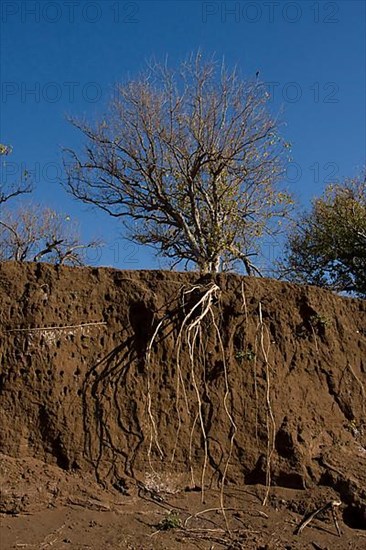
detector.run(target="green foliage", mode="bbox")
[280,172,366,297]
[0,143,12,156]
[236,348,256,362]
[157,510,182,531]
[309,314,330,329]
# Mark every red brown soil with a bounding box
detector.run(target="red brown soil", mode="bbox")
[0,261,365,549]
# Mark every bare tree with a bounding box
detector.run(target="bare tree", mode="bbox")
[0,203,101,266]
[0,144,32,204]
[64,53,293,273]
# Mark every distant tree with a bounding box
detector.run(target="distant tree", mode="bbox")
[0,144,32,204]
[279,173,366,297]
[63,53,293,274]
[0,203,101,266]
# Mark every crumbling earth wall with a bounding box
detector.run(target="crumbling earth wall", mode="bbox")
[0,261,365,524]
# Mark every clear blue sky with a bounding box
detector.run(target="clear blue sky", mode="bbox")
[1,0,365,270]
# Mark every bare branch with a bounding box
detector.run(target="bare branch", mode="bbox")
[0,203,101,266]
[63,53,292,273]
[0,144,33,205]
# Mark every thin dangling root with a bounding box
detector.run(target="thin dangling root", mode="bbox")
[257,302,276,507]
[241,282,259,444]
[187,323,209,501]
[210,309,237,532]
[145,316,166,469]
[240,280,248,323]
[189,412,199,487]
[173,284,210,461]
[145,281,237,518]
[178,283,221,502]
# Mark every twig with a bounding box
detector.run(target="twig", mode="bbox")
[330,502,342,536]
[318,457,344,478]
[6,321,107,332]
[184,507,241,528]
[294,500,342,536]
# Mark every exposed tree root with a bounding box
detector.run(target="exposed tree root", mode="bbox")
[210,309,237,530]
[144,281,238,518]
[257,302,276,507]
[179,283,221,502]
[144,281,278,528]
[145,316,167,468]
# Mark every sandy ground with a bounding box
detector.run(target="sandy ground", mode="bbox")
[1,478,366,550]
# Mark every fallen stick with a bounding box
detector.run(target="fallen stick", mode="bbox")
[294,499,342,536]
[6,321,107,332]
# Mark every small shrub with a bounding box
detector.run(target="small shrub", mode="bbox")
[309,314,330,328]
[236,348,256,362]
[157,510,182,531]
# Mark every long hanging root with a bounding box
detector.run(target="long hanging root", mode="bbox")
[188,412,199,487]
[241,283,259,444]
[187,323,209,501]
[145,317,167,469]
[250,306,260,446]
[173,284,217,464]
[257,302,276,507]
[178,283,221,501]
[144,281,237,519]
[145,283,220,486]
[210,309,237,531]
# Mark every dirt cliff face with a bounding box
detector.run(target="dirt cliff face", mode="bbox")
[0,261,365,527]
